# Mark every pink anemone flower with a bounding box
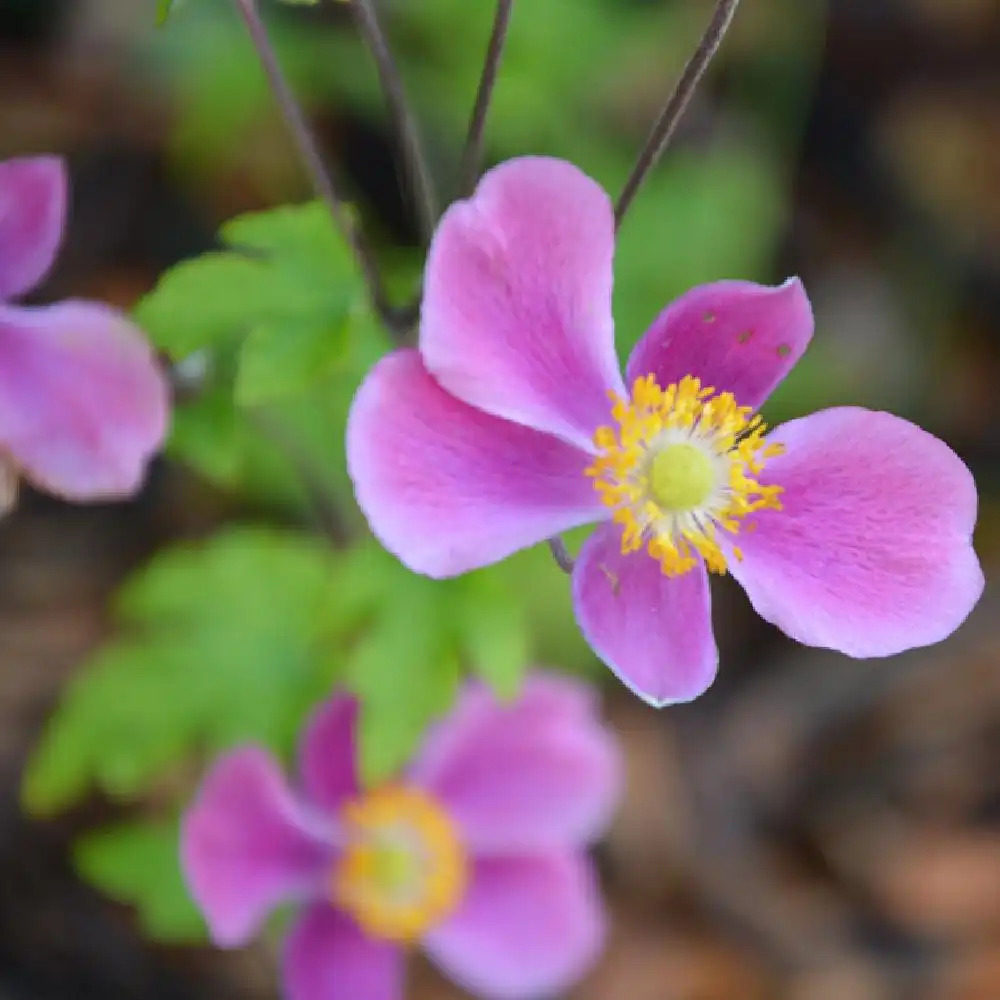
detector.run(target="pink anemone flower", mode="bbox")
[181,674,621,1000]
[0,156,168,511]
[347,156,983,707]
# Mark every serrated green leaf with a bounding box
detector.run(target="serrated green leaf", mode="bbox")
[334,547,538,781]
[135,201,363,362]
[221,200,353,272]
[136,201,378,503]
[23,529,346,815]
[74,820,205,942]
[236,311,351,405]
[323,545,464,782]
[134,254,278,358]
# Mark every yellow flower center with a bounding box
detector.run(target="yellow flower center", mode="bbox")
[332,786,467,943]
[648,443,714,512]
[586,374,785,576]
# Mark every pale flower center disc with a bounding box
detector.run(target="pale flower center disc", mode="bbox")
[648,442,715,512]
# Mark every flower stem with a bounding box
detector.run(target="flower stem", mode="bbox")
[614,0,742,229]
[548,537,575,575]
[234,0,396,330]
[459,0,515,197]
[347,0,439,242]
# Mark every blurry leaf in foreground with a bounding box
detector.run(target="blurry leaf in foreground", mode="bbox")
[74,820,204,942]
[22,529,546,808]
[23,528,344,815]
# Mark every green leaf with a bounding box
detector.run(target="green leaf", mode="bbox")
[155,0,178,26]
[349,613,461,786]
[453,570,530,700]
[23,528,346,815]
[136,202,362,365]
[166,382,247,485]
[134,201,381,499]
[221,200,355,281]
[165,305,389,511]
[134,254,277,358]
[330,546,456,783]
[332,547,536,782]
[74,820,205,942]
[235,310,351,405]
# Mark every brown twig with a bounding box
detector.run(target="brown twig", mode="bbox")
[234,0,397,331]
[614,0,742,228]
[347,0,438,242]
[459,0,515,197]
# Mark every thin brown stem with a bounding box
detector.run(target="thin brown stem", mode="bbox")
[548,537,575,575]
[614,0,742,228]
[348,0,438,242]
[459,0,515,196]
[234,0,396,330]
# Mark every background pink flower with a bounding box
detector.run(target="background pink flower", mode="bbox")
[347,156,983,707]
[0,156,168,508]
[181,674,621,1000]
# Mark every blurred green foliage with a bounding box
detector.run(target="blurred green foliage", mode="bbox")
[26,0,826,944]
[75,820,205,940]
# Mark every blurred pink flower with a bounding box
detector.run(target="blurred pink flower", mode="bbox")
[182,674,621,1000]
[0,156,168,510]
[347,156,983,707]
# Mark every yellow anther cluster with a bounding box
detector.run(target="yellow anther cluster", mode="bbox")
[586,374,784,576]
[332,786,467,943]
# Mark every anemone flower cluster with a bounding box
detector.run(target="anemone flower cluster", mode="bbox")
[347,156,983,707]
[0,157,167,512]
[182,674,621,1000]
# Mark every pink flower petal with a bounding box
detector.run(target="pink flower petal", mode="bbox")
[297,695,360,814]
[625,278,813,411]
[0,156,66,299]
[727,407,983,656]
[424,852,604,1000]
[283,905,403,1000]
[180,748,331,947]
[347,349,604,578]
[0,301,168,499]
[572,524,719,707]
[420,157,625,450]
[409,674,621,853]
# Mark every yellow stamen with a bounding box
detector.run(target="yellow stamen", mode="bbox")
[332,786,467,943]
[585,374,784,576]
